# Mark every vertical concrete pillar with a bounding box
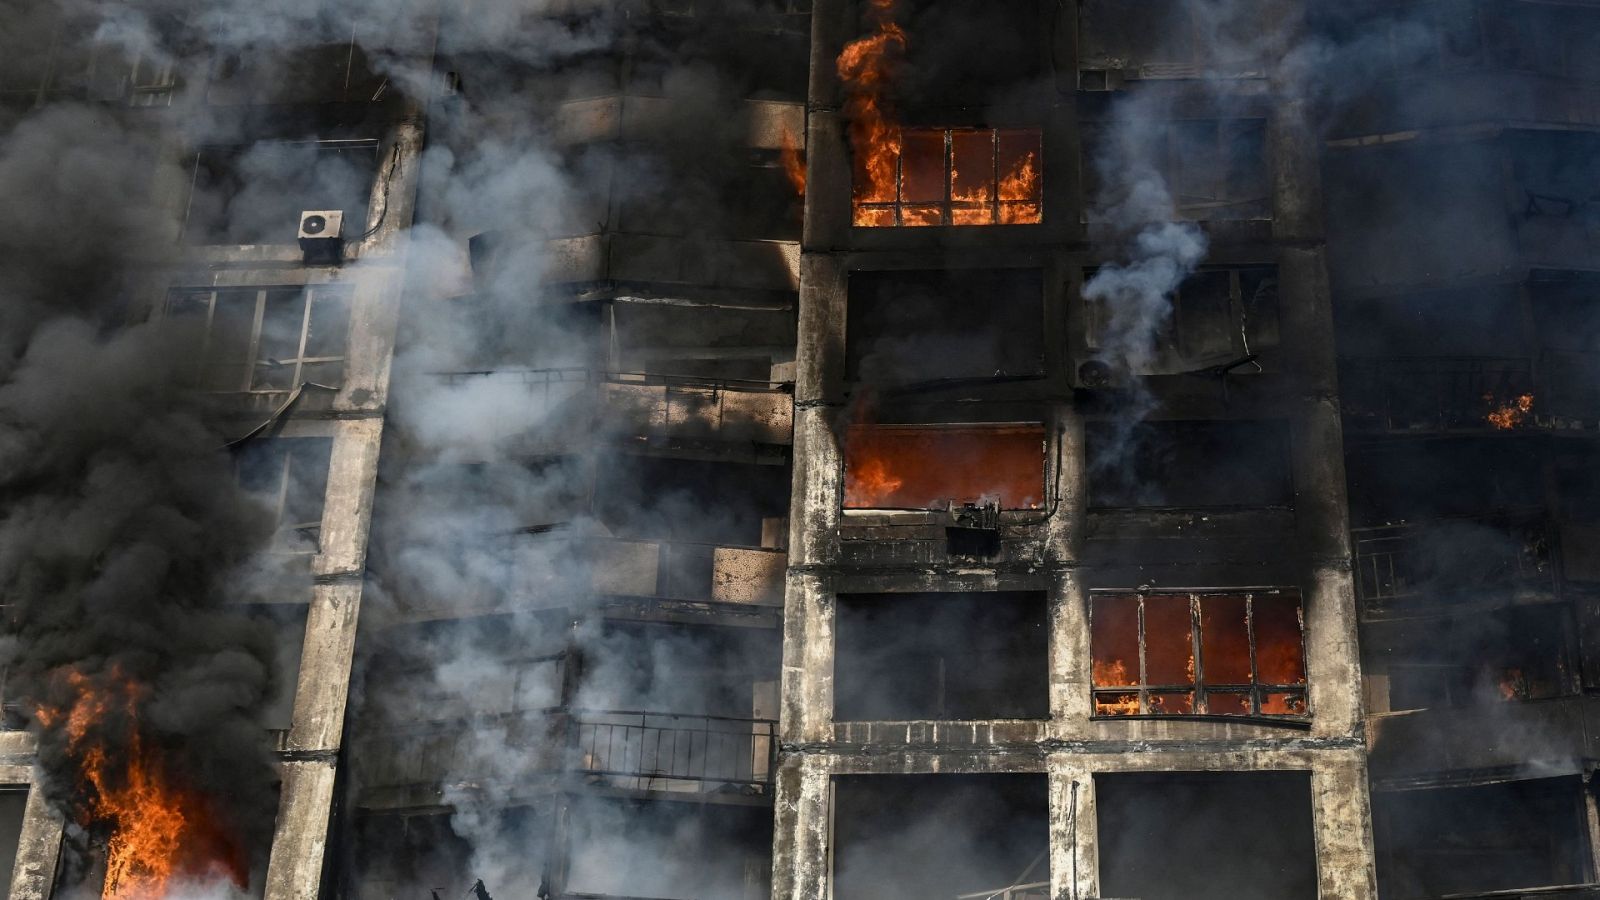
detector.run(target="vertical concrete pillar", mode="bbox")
[6,771,61,900]
[771,758,832,900]
[1309,753,1379,900]
[1047,762,1097,900]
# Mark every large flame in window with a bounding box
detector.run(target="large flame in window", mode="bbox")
[843,423,1046,509]
[35,669,249,899]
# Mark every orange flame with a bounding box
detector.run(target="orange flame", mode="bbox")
[1498,667,1527,701]
[780,127,806,197]
[38,670,249,899]
[997,149,1041,224]
[1486,393,1534,430]
[837,0,905,225]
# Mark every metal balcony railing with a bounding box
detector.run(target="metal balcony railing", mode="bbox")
[955,882,1050,900]
[571,710,777,790]
[1352,514,1555,612]
[1341,356,1536,433]
[1435,885,1600,900]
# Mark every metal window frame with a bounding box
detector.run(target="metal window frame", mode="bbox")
[167,284,351,394]
[1089,588,1310,720]
[855,126,1043,228]
[232,437,332,554]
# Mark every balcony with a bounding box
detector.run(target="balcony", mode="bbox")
[585,538,787,607]
[1368,695,1594,781]
[1430,888,1600,900]
[1352,514,1556,615]
[1341,357,1536,434]
[571,710,777,794]
[429,369,793,455]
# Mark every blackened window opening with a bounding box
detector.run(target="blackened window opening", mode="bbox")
[846,268,1045,385]
[234,438,333,554]
[183,140,379,244]
[1081,117,1269,221]
[1090,591,1308,719]
[835,591,1048,721]
[168,285,352,394]
[1097,772,1318,900]
[1085,265,1278,375]
[1086,420,1292,509]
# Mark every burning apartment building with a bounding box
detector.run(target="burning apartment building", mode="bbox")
[3,0,1600,898]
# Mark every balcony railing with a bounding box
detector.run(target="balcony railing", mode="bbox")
[1352,514,1555,613]
[1341,357,1535,433]
[571,710,777,791]
[1436,886,1600,900]
[955,882,1050,900]
[430,368,793,450]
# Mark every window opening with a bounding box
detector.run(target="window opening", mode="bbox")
[1090,590,1307,718]
[234,438,333,553]
[854,127,1041,227]
[168,285,351,394]
[843,423,1046,510]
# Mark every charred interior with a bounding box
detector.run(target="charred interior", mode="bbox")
[7,0,1600,898]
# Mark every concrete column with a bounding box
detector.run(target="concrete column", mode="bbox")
[1051,572,1092,735]
[1047,762,1097,900]
[780,571,835,746]
[6,772,61,900]
[770,757,832,900]
[1309,753,1378,900]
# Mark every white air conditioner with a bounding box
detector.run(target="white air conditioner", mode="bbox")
[298,210,344,255]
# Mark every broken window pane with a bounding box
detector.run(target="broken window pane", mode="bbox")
[1084,265,1280,375]
[854,127,1042,227]
[843,423,1046,510]
[1090,591,1307,718]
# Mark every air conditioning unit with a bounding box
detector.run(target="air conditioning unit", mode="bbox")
[298,210,344,258]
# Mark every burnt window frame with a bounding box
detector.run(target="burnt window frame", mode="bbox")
[854,126,1043,228]
[181,138,381,244]
[1089,588,1310,722]
[840,421,1051,512]
[167,284,353,395]
[1083,263,1279,370]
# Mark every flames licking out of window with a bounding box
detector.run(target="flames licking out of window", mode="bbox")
[842,423,1046,510]
[852,127,1042,227]
[1090,590,1308,718]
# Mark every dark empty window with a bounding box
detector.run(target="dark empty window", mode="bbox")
[1091,591,1307,718]
[1085,265,1278,374]
[1098,772,1317,900]
[847,268,1044,384]
[835,591,1048,721]
[168,285,351,393]
[0,788,26,891]
[1086,420,1292,509]
[1385,605,1573,711]
[235,438,333,553]
[1374,777,1589,898]
[184,140,379,244]
[832,774,1048,900]
[1082,118,1269,221]
[1078,0,1269,76]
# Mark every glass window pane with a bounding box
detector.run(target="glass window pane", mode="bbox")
[899,129,945,203]
[1200,593,1252,684]
[1091,595,1140,687]
[1254,594,1306,684]
[1146,691,1194,715]
[1261,691,1307,716]
[1094,692,1140,716]
[1143,594,1194,685]
[949,131,994,203]
[208,289,258,391]
[1205,691,1251,715]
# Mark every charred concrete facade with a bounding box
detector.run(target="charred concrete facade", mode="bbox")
[5,0,1600,898]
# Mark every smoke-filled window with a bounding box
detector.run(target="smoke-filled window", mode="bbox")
[182,140,379,245]
[834,591,1048,721]
[1373,776,1590,898]
[1086,420,1292,509]
[832,774,1048,900]
[843,423,1046,510]
[0,788,26,889]
[1090,590,1307,718]
[853,127,1041,227]
[167,285,352,394]
[1097,772,1317,900]
[1084,264,1279,375]
[1081,118,1269,221]
[1383,605,1574,711]
[1078,0,1269,80]
[233,438,333,554]
[846,268,1044,385]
